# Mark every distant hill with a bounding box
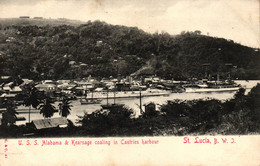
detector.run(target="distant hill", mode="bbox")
[0,18,259,80]
[0,18,84,27]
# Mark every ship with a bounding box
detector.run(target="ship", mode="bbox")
[101,103,124,109]
[80,98,102,105]
[101,89,124,109]
[80,90,102,105]
[185,80,240,93]
[84,88,170,100]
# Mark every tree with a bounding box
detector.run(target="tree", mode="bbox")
[1,100,18,126]
[23,86,40,122]
[58,98,72,118]
[160,100,190,118]
[77,106,134,136]
[39,97,57,118]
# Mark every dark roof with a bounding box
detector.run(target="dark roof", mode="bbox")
[31,117,68,130]
[19,16,30,18]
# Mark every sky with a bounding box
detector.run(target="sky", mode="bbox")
[0,0,259,48]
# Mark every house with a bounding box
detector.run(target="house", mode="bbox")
[57,80,71,84]
[9,86,22,94]
[79,63,87,68]
[69,61,76,65]
[2,82,18,93]
[30,117,69,130]
[0,93,16,98]
[0,93,16,106]
[144,77,153,83]
[152,77,160,83]
[42,80,54,84]
[33,17,43,19]
[144,103,156,113]
[3,86,11,92]
[115,82,130,91]
[19,16,30,19]
[0,76,12,84]
[94,87,104,92]
[6,37,15,42]
[57,82,76,96]
[76,81,95,89]
[20,79,34,86]
[35,84,56,92]
[96,40,103,46]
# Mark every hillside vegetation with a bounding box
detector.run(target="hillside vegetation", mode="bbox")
[0,18,259,80]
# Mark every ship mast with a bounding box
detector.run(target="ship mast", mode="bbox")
[106,88,109,105]
[113,87,116,104]
[139,89,143,114]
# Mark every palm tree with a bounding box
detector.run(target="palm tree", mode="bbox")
[58,98,72,118]
[23,86,40,122]
[39,97,57,118]
[1,100,18,126]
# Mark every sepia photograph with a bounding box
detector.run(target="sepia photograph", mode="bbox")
[0,0,259,165]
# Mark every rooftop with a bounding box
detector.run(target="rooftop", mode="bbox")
[31,117,69,130]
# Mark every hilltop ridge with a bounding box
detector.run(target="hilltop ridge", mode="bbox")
[0,18,259,80]
[0,18,84,27]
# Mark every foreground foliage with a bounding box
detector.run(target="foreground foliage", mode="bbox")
[75,84,260,136]
[0,84,259,137]
[58,97,72,118]
[1,100,18,126]
[39,96,57,118]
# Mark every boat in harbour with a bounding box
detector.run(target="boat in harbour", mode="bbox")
[80,90,102,105]
[80,98,102,104]
[185,80,241,93]
[101,89,124,109]
[85,88,170,100]
[101,103,124,109]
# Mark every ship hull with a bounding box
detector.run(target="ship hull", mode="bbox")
[80,99,102,105]
[83,90,170,99]
[101,104,124,109]
[185,87,240,93]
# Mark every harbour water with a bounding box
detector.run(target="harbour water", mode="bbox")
[2,80,260,126]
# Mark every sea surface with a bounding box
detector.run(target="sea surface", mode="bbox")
[1,80,259,126]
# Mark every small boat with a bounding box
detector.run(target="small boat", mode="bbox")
[80,98,102,105]
[101,103,124,109]
[16,116,26,121]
